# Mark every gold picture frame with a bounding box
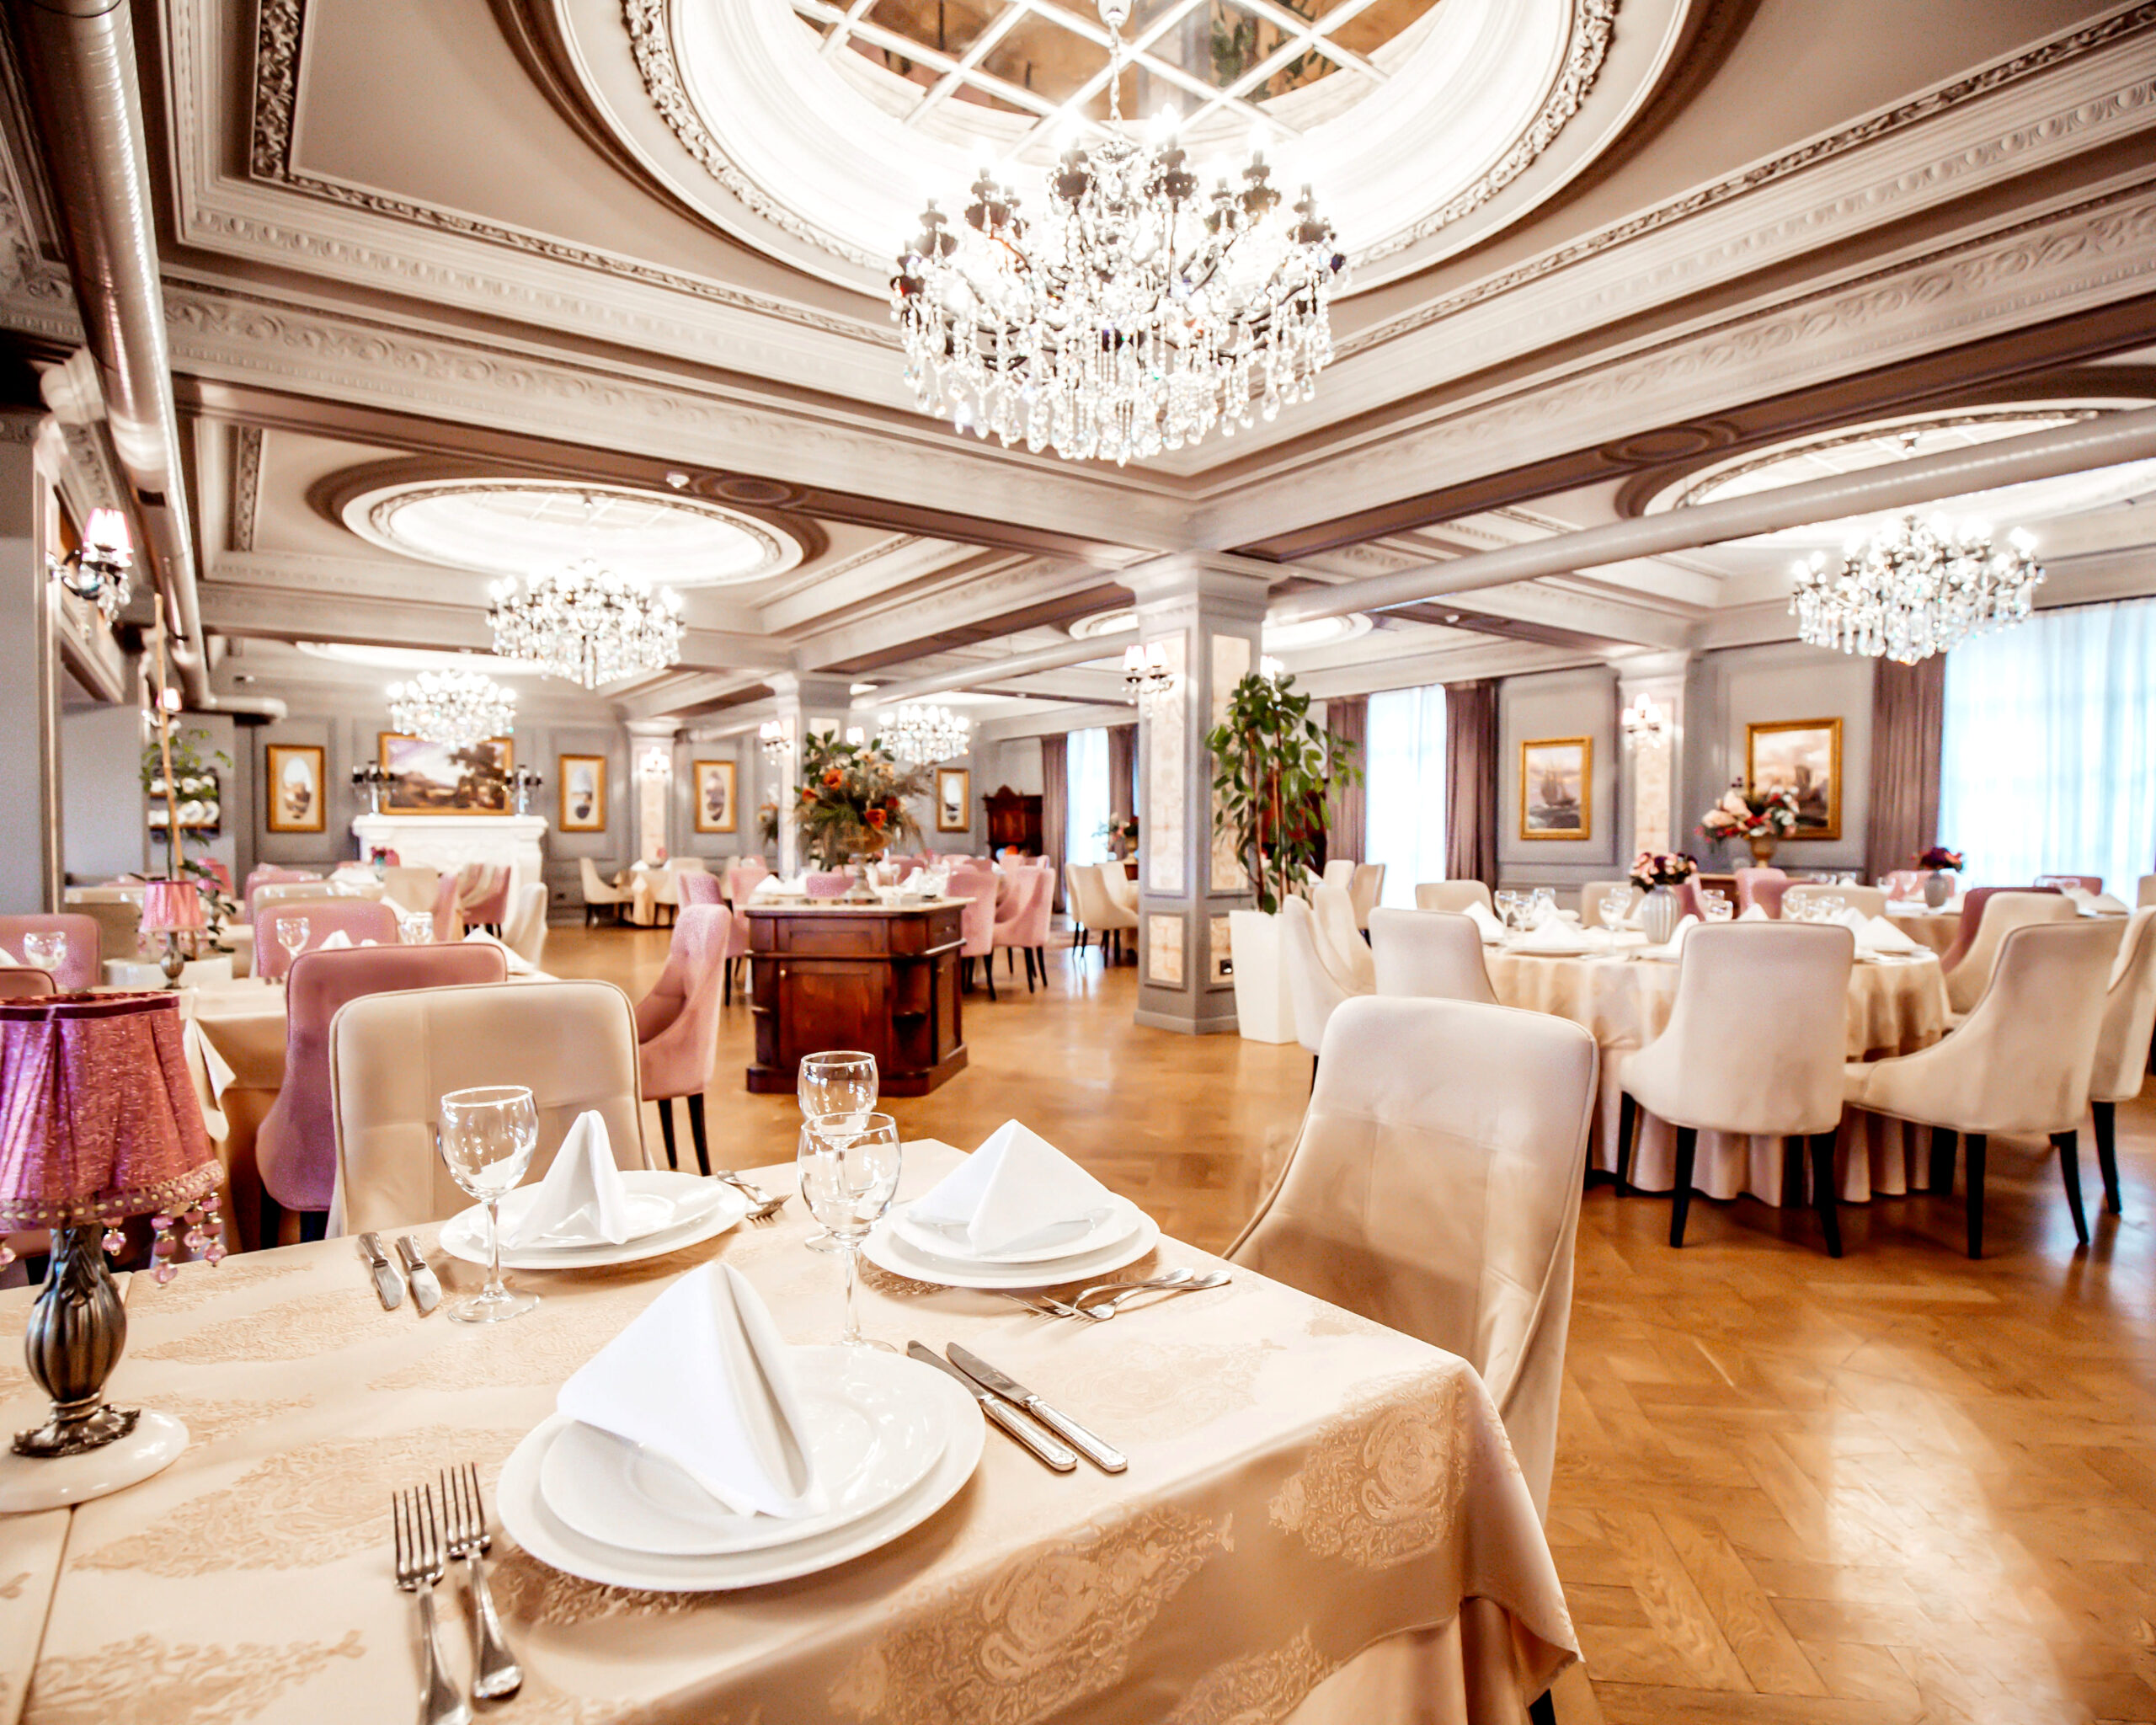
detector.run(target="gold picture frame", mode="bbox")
[264,744,325,833]
[1518,736,1592,841]
[693,760,737,834]
[935,766,970,833]
[378,733,513,815]
[558,753,607,832]
[1746,718,1843,841]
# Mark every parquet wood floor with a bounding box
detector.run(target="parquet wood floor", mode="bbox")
[552,922,2156,1725]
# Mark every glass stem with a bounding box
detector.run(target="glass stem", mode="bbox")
[485,1197,504,1300]
[841,1238,862,1346]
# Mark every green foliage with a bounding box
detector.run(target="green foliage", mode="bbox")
[1204,671,1360,916]
[792,732,930,869]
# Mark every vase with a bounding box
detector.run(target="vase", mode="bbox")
[1640,884,1681,944]
[1746,834,1780,865]
[1923,871,1953,909]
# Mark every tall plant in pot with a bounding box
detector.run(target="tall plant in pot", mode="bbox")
[1206,671,1361,1043]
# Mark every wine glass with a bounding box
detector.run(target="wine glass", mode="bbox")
[798,1052,878,1254]
[275,916,311,970]
[398,910,434,945]
[1598,889,1631,930]
[1701,889,1732,922]
[21,932,66,975]
[1493,890,1520,933]
[798,1111,902,1350]
[1529,887,1556,927]
[435,1085,541,1323]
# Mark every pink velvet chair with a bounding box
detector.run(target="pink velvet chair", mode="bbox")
[242,865,318,921]
[677,871,723,907]
[2035,873,2105,894]
[992,867,1054,992]
[724,857,771,904]
[805,870,856,900]
[0,966,56,999]
[948,863,1000,1000]
[254,900,401,981]
[458,863,512,932]
[633,905,733,1175]
[1939,885,2062,973]
[255,942,508,1236]
[430,872,466,945]
[1733,867,1790,917]
[0,915,101,992]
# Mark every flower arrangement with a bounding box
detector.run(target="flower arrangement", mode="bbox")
[1698,782,1799,842]
[792,731,929,868]
[1102,814,1139,844]
[1630,851,1699,890]
[1918,845,1964,872]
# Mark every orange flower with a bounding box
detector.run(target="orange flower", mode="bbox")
[866,808,886,828]
[799,786,816,803]
[822,769,843,788]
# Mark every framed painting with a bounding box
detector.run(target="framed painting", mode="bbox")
[1518,736,1592,841]
[1747,718,1842,840]
[693,760,737,834]
[558,753,606,832]
[264,744,325,833]
[378,733,512,815]
[936,766,970,834]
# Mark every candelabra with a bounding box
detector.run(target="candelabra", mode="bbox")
[350,761,393,814]
[508,765,544,815]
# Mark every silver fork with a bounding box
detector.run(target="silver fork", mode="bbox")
[440,1464,520,1700]
[392,1484,471,1725]
[1073,1268,1227,1321]
[988,1289,1084,1318]
[714,1168,779,1205]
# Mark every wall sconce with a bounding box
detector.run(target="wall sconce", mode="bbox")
[1123,641,1173,708]
[1620,693,1668,741]
[48,506,133,625]
[758,718,792,766]
[637,745,672,782]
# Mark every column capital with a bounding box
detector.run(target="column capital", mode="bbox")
[767,671,856,711]
[1122,554,1273,615]
[1613,649,1693,687]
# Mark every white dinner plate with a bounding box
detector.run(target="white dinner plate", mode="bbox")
[1505,938,1599,958]
[863,1208,1161,1290]
[440,1173,749,1270]
[891,1194,1141,1266]
[499,1365,985,1591]
[538,1347,946,1556]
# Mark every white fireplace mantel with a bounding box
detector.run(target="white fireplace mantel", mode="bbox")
[352,815,547,894]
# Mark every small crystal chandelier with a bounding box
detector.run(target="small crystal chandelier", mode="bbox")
[879,703,971,764]
[48,506,133,624]
[1792,515,2042,665]
[488,559,683,689]
[891,0,1345,466]
[386,670,516,748]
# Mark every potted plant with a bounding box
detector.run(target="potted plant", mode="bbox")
[1205,671,1361,1043]
[139,725,238,979]
[1102,814,1139,861]
[1917,845,1965,909]
[792,731,929,884]
[1698,781,1799,864]
[1630,850,1699,943]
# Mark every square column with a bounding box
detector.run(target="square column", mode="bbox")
[1616,651,1689,862]
[766,673,857,878]
[0,417,64,911]
[1130,562,1269,1034]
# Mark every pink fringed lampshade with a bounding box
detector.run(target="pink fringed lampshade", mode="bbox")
[138,880,206,937]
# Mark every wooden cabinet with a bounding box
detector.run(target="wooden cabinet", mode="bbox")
[983,785,1043,855]
[744,902,968,1095]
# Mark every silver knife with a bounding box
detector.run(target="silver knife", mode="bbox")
[947,1344,1127,1474]
[355,1232,403,1311]
[906,1343,1075,1473]
[392,1236,442,1316]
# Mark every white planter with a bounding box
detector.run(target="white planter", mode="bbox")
[1228,909,1297,1044]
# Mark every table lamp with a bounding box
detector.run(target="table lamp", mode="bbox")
[139,879,206,986]
[0,991,223,1511]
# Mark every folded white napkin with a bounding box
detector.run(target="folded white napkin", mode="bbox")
[504,1110,633,1246]
[558,1263,821,1519]
[1739,903,1769,922]
[1514,918,1588,952]
[752,874,805,897]
[1855,915,1922,954]
[1463,900,1507,944]
[318,929,351,950]
[0,946,21,966]
[1526,900,1564,931]
[462,929,538,976]
[1837,907,1870,932]
[909,1119,1118,1256]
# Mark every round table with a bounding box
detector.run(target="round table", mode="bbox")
[1884,904,1959,953]
[1486,944,1950,1204]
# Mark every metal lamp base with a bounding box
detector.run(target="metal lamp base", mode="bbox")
[0,1411,186,1513]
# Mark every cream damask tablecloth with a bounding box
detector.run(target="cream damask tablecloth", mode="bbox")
[1883,907,1959,954]
[0,1285,79,1725]
[1487,948,1951,1204]
[11,1145,1574,1725]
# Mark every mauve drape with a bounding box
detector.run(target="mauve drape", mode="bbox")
[1444,679,1499,888]
[1326,696,1367,865]
[1866,656,1945,881]
[1041,733,1070,913]
[1107,724,1136,824]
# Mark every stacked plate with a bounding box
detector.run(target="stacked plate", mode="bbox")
[439,1172,752,1270]
[496,1348,985,1589]
[862,1194,1160,1290]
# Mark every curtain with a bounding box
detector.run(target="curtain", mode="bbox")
[1364,686,1446,905]
[1040,733,1070,913]
[1865,654,1945,881]
[1107,724,1136,824]
[1939,596,2156,896]
[1444,679,1499,889]
[1067,728,1110,868]
[1325,696,1368,866]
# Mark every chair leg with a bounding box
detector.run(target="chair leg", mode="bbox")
[1965,1133,1985,1259]
[1809,1131,1843,1258]
[297,1210,329,1245]
[1929,1124,1957,1194]
[1669,1125,1698,1247]
[1310,1052,1320,1092]
[2055,1129,2089,1247]
[658,1097,678,1171]
[1023,948,1037,993]
[723,957,734,1007]
[1528,1690,1557,1725]
[985,960,997,1001]
[1614,1092,1637,1194]
[1035,944,1048,985]
[687,1092,712,1178]
[2092,1099,2121,1215]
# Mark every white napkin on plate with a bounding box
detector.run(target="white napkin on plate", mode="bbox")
[318,929,351,950]
[504,1110,632,1246]
[1855,915,1922,954]
[908,1120,1118,1256]
[1463,900,1507,944]
[557,1263,821,1519]
[1639,915,1699,958]
[1514,918,1587,953]
[1739,903,1769,922]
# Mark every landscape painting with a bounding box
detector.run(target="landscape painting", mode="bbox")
[380,733,512,814]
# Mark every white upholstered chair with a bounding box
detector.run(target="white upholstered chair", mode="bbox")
[1942,890,2079,1016]
[502,881,550,965]
[1067,862,1137,962]
[1229,995,1599,1521]
[2138,873,2156,909]
[1280,897,1353,1075]
[2088,906,2156,1218]
[1783,883,1887,919]
[1578,880,1639,929]
[1369,907,1497,1005]
[1347,862,1385,929]
[1614,922,1855,1254]
[1845,919,2117,1258]
[1321,859,1354,894]
[1415,880,1493,915]
[579,857,630,925]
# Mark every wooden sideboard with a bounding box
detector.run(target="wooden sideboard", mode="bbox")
[744,900,968,1096]
[983,785,1043,855]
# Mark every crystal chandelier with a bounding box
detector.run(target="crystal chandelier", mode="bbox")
[891,0,1345,467]
[1791,515,2042,665]
[386,670,516,748]
[488,559,683,689]
[879,703,971,764]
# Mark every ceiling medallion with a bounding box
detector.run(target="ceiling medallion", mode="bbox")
[488,560,685,690]
[386,670,518,748]
[892,1,1345,466]
[1792,515,2042,665]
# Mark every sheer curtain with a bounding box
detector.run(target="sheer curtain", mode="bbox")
[1939,596,2156,896]
[1066,727,1111,868]
[1364,685,1447,907]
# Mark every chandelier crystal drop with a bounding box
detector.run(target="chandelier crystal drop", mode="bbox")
[1790,515,2043,665]
[879,703,972,765]
[891,2,1345,467]
[488,559,684,689]
[386,670,517,748]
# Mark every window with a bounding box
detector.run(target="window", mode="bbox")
[1066,727,1111,868]
[1939,596,2156,897]
[1363,685,1448,906]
